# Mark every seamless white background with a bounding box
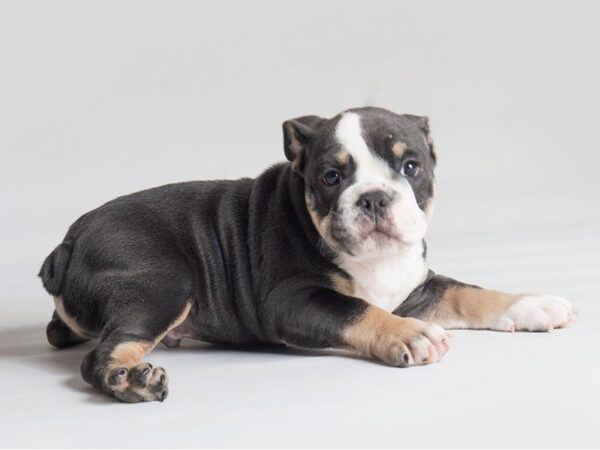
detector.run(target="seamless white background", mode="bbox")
[1,1,599,448]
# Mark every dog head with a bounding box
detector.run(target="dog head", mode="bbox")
[283,107,436,258]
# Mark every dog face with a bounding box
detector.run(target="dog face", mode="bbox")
[283,107,436,258]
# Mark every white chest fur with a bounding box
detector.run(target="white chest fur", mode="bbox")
[337,242,429,312]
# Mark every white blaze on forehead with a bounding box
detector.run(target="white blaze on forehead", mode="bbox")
[335,112,393,184]
[332,112,429,252]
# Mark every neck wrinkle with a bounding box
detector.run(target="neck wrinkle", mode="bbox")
[287,168,339,263]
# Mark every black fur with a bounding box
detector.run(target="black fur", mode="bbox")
[40,164,368,391]
[348,107,436,211]
[283,107,435,254]
[285,108,435,218]
[39,242,72,296]
[394,272,482,318]
[46,311,89,348]
[39,106,439,402]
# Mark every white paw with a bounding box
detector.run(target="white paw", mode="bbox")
[406,323,451,365]
[496,294,578,332]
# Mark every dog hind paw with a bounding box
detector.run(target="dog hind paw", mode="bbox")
[108,362,169,403]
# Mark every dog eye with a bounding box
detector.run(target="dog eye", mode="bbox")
[322,169,341,186]
[401,160,420,177]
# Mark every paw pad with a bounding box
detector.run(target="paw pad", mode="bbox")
[108,363,169,403]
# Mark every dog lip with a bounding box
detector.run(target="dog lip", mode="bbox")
[328,213,401,253]
[366,230,391,241]
[360,225,399,241]
[358,216,399,239]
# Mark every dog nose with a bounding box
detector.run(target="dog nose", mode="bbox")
[356,190,391,216]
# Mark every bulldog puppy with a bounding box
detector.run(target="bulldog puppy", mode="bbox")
[40,107,577,402]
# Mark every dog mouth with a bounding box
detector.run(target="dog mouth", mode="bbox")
[357,215,399,240]
[329,214,401,254]
[363,228,396,241]
[361,229,402,250]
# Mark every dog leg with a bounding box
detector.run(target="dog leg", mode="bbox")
[268,284,450,367]
[46,310,90,348]
[394,273,578,332]
[80,300,191,403]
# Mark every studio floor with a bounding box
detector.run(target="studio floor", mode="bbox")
[1,227,599,448]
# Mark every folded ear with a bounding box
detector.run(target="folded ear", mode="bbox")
[404,114,436,164]
[282,115,324,171]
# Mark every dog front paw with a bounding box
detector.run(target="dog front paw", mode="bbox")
[344,309,451,367]
[401,321,451,366]
[375,318,451,367]
[495,294,578,332]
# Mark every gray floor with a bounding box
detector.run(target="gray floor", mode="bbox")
[1,227,599,448]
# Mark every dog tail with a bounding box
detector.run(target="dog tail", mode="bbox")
[39,242,72,296]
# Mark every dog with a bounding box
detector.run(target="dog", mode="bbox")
[40,107,578,402]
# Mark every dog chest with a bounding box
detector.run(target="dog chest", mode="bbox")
[337,242,428,312]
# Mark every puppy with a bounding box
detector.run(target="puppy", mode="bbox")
[40,107,577,402]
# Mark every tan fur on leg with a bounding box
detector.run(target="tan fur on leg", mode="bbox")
[425,287,577,332]
[425,287,519,329]
[343,306,450,366]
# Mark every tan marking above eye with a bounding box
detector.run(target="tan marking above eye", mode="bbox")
[334,150,350,165]
[392,142,408,157]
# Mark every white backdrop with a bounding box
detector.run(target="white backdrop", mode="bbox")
[2,0,599,282]
[1,2,599,448]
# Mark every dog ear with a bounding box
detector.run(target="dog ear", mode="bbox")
[282,115,324,171]
[405,114,436,164]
